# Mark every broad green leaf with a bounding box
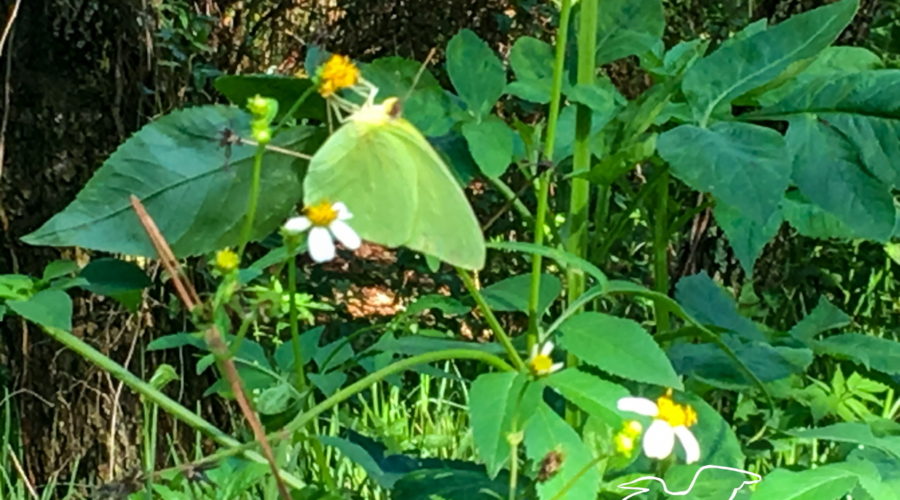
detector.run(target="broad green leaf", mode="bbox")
[713,201,782,273]
[214,74,326,121]
[308,371,346,397]
[363,57,455,137]
[787,422,900,458]
[405,294,471,316]
[524,402,600,500]
[789,297,850,343]
[661,464,758,500]
[506,36,554,103]
[658,122,789,226]
[781,191,859,239]
[669,339,810,389]
[480,273,561,315]
[461,116,513,178]
[469,372,541,478]
[79,257,151,312]
[759,70,900,188]
[682,0,858,122]
[255,383,296,415]
[42,260,80,281]
[147,332,205,351]
[593,0,665,65]
[446,29,505,118]
[0,274,33,300]
[675,273,764,342]
[7,289,73,332]
[392,467,511,499]
[757,46,883,106]
[679,392,746,468]
[24,107,322,257]
[751,465,858,500]
[274,326,323,371]
[372,334,504,357]
[814,333,900,376]
[488,241,608,288]
[558,312,682,389]
[546,369,628,426]
[785,114,895,241]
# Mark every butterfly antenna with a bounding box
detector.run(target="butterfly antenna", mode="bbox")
[402,47,437,103]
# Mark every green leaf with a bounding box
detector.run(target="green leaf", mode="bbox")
[214,74,326,121]
[7,289,72,332]
[363,57,455,137]
[785,114,895,241]
[255,383,296,415]
[392,467,511,500]
[487,241,608,288]
[669,339,810,389]
[405,294,471,316]
[675,273,764,342]
[149,364,180,391]
[682,0,858,122]
[0,274,34,301]
[469,372,541,478]
[372,334,504,357]
[661,464,759,499]
[657,122,790,226]
[546,369,628,426]
[524,402,600,500]
[713,201,782,273]
[751,465,858,500]
[678,392,746,467]
[814,333,900,376]
[789,297,850,343]
[147,332,205,351]
[461,116,513,178]
[787,422,900,458]
[593,0,665,65]
[42,260,80,281]
[480,273,561,315]
[23,107,323,257]
[506,36,554,103]
[781,191,859,239]
[558,312,682,389]
[446,29,505,118]
[79,257,152,312]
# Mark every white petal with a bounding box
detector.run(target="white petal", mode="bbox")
[643,419,676,460]
[333,202,353,220]
[550,362,564,374]
[530,344,539,360]
[617,397,659,417]
[541,341,555,356]
[283,216,311,234]
[307,227,335,262]
[329,220,361,250]
[673,426,701,464]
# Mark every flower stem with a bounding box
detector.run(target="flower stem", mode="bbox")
[653,169,672,332]
[285,237,308,392]
[457,268,527,372]
[273,85,316,135]
[238,145,265,260]
[527,0,572,351]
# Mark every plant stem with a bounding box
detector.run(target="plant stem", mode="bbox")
[457,268,527,372]
[238,145,265,260]
[653,169,672,332]
[273,85,316,134]
[527,0,572,351]
[184,350,514,468]
[285,237,307,392]
[40,325,306,489]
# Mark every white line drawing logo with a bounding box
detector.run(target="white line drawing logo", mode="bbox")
[616,465,762,500]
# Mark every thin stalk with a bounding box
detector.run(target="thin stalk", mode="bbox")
[238,146,266,260]
[40,325,306,490]
[182,350,514,468]
[527,0,572,350]
[285,237,307,392]
[653,169,671,332]
[273,85,316,134]
[456,268,527,371]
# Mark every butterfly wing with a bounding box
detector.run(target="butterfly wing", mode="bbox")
[304,119,417,247]
[388,119,486,270]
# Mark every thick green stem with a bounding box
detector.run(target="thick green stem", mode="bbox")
[527,0,573,350]
[40,325,306,489]
[181,349,514,467]
[653,169,671,332]
[285,237,307,392]
[238,146,266,260]
[457,268,527,372]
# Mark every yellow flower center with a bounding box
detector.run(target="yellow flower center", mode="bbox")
[306,201,338,227]
[318,55,360,97]
[656,391,697,428]
[215,249,239,272]
[530,354,554,374]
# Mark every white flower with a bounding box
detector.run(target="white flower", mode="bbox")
[283,201,361,263]
[528,341,564,376]
[617,389,701,464]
